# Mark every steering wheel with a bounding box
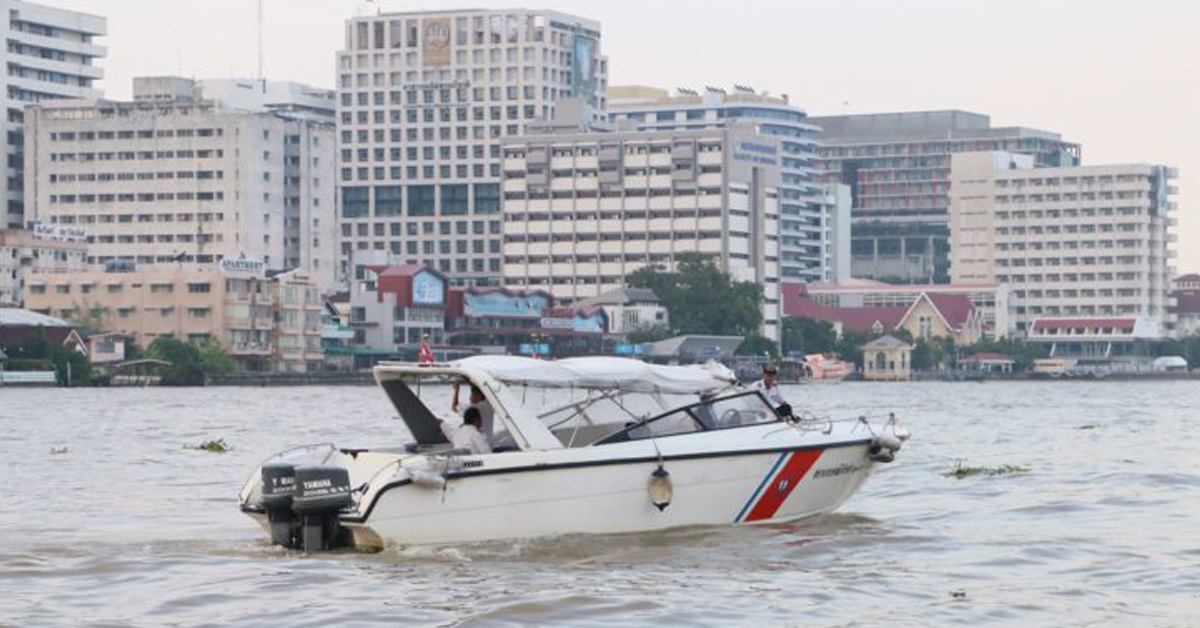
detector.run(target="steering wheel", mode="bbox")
[717,409,742,428]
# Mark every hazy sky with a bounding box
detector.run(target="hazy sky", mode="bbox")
[50,0,1200,270]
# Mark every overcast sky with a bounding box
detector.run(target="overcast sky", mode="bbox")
[50,0,1200,271]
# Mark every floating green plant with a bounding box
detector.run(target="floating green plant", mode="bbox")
[943,460,1029,479]
[185,438,229,453]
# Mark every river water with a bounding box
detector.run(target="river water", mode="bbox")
[2,381,1198,627]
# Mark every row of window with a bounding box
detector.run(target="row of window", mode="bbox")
[342,162,501,183]
[48,170,228,183]
[504,230,729,242]
[504,209,725,221]
[50,149,225,162]
[341,219,501,236]
[50,212,225,224]
[50,191,225,204]
[342,238,500,255]
[341,183,500,217]
[49,128,223,141]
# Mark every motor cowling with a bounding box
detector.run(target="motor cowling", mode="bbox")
[260,462,296,546]
[291,466,353,551]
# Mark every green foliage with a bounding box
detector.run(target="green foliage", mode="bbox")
[781,318,838,356]
[4,358,54,371]
[626,324,673,344]
[959,337,1049,371]
[185,438,229,453]
[146,337,236,386]
[737,334,779,359]
[6,329,93,386]
[626,253,764,338]
[911,336,955,371]
[943,460,1030,479]
[62,302,109,335]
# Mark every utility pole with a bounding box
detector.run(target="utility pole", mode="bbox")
[257,0,265,86]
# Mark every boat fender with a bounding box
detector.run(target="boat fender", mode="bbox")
[648,465,673,511]
[408,467,447,489]
[875,434,903,451]
[893,426,912,442]
[868,435,902,463]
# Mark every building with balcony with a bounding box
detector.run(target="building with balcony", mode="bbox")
[23,261,324,372]
[608,85,846,283]
[809,110,1080,283]
[949,151,1176,335]
[2,0,107,229]
[23,77,337,288]
[499,116,784,341]
[336,8,607,286]
[0,225,87,306]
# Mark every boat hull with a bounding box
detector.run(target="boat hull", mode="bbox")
[334,441,875,547]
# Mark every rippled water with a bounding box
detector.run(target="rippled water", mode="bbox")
[2,381,1199,627]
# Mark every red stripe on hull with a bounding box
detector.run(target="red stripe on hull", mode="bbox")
[743,449,824,522]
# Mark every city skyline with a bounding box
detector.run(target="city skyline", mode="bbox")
[42,0,1198,272]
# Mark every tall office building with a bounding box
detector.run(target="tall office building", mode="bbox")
[810,110,1080,284]
[949,151,1176,335]
[336,8,607,286]
[2,0,106,228]
[609,85,844,283]
[500,115,784,341]
[25,77,338,288]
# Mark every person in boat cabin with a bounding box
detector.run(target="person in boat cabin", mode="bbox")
[438,407,492,455]
[452,380,496,443]
[753,365,792,417]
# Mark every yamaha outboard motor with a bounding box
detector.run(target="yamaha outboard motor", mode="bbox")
[291,466,353,551]
[260,462,296,546]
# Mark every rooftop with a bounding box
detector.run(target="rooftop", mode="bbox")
[0,308,71,328]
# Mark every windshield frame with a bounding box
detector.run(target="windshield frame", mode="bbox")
[594,390,782,445]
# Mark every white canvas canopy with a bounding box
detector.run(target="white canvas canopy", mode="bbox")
[453,356,737,395]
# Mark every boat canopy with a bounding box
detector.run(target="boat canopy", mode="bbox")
[452,356,737,395]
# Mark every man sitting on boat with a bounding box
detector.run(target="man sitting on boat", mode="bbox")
[437,407,492,455]
[452,381,496,443]
[753,365,792,418]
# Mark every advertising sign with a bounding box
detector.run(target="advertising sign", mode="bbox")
[572,34,598,113]
[573,311,606,334]
[30,222,86,242]
[614,343,646,356]
[219,254,265,277]
[412,271,445,306]
[422,18,452,66]
[465,291,549,318]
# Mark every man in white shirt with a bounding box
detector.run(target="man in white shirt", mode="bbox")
[753,365,791,416]
[452,381,496,443]
[438,407,492,455]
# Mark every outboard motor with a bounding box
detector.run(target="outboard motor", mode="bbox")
[260,462,296,546]
[291,466,353,551]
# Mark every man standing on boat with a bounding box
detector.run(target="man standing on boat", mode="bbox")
[754,365,792,417]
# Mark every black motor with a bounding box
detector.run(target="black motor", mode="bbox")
[291,465,353,551]
[260,462,296,546]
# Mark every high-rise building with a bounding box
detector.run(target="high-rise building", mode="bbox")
[608,85,845,283]
[500,116,784,341]
[3,0,107,228]
[949,151,1177,335]
[336,8,607,286]
[810,110,1080,284]
[24,77,338,288]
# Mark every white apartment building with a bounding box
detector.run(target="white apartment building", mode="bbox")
[0,224,86,306]
[336,8,607,286]
[2,0,106,228]
[24,78,338,289]
[949,151,1177,334]
[134,76,336,120]
[500,121,784,341]
[609,85,847,283]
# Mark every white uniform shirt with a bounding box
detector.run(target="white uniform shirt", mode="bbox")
[471,401,496,442]
[754,380,786,407]
[439,422,493,455]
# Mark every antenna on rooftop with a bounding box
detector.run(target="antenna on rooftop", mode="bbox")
[257,0,265,85]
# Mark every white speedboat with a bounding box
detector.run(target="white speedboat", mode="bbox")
[238,356,908,550]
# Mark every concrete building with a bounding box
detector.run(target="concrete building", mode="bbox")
[499,118,784,341]
[784,285,984,345]
[862,335,912,381]
[24,262,324,372]
[608,85,847,282]
[810,110,1080,283]
[3,0,107,229]
[0,225,87,306]
[948,151,1176,334]
[572,286,668,335]
[1169,273,1200,337]
[24,78,338,288]
[791,278,1011,339]
[336,8,607,286]
[133,76,336,120]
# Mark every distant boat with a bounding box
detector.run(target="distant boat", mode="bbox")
[804,354,854,382]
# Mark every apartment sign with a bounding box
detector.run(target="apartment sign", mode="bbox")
[422,18,452,67]
[219,255,265,277]
[30,222,86,242]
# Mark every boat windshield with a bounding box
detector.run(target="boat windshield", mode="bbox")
[596,391,779,445]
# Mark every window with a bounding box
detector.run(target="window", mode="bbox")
[441,184,469,215]
[474,183,500,213]
[188,282,211,294]
[374,185,402,216]
[407,185,436,216]
[342,186,369,218]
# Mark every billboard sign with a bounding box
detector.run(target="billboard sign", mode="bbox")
[464,291,549,318]
[220,254,265,277]
[572,34,598,113]
[412,270,445,306]
[422,18,452,66]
